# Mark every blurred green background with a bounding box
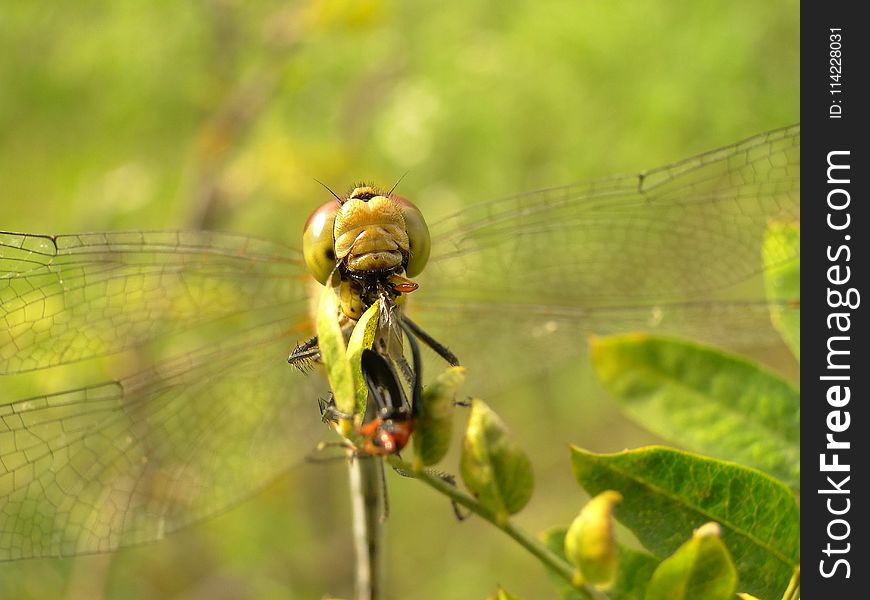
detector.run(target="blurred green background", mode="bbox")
[0,0,798,598]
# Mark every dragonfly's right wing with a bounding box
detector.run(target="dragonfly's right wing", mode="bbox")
[0,230,332,561]
[0,231,309,373]
[0,319,327,561]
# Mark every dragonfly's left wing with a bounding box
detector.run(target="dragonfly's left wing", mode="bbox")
[414,125,799,386]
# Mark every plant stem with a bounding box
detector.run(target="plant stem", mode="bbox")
[348,454,386,600]
[386,455,610,600]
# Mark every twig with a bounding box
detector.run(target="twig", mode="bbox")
[385,455,610,600]
[348,454,386,600]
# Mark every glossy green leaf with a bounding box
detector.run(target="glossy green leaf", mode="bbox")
[414,366,466,467]
[542,527,659,600]
[347,299,381,415]
[316,285,356,415]
[461,399,534,518]
[590,334,800,490]
[565,490,622,588]
[645,522,737,600]
[763,223,800,361]
[570,446,799,600]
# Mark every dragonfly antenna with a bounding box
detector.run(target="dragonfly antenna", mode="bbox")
[314,178,342,202]
[387,172,409,196]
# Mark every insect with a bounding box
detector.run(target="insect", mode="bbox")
[0,124,799,561]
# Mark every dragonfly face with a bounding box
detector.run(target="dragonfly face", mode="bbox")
[0,125,800,561]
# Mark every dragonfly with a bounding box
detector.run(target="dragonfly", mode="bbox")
[0,124,800,562]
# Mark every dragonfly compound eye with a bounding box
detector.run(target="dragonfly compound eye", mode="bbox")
[391,195,430,277]
[302,199,341,284]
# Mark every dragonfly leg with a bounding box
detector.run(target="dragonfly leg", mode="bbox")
[318,394,353,424]
[402,316,461,367]
[378,457,390,522]
[389,464,469,521]
[435,471,471,521]
[400,321,424,417]
[288,335,320,371]
[304,440,357,463]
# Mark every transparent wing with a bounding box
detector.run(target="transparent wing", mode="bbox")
[413,125,799,384]
[0,230,327,560]
[0,230,308,373]
[0,319,327,561]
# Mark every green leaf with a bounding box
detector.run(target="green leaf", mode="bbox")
[565,490,622,588]
[590,334,800,490]
[461,399,534,518]
[612,546,662,600]
[645,522,737,600]
[763,223,800,361]
[542,527,659,600]
[346,299,381,415]
[414,366,467,467]
[570,446,799,600]
[316,285,356,415]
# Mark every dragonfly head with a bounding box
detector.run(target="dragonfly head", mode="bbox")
[302,185,430,285]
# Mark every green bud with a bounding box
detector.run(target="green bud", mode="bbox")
[564,490,622,589]
[413,366,466,467]
[460,399,534,518]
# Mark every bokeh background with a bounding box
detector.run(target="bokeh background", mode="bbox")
[1,1,798,598]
